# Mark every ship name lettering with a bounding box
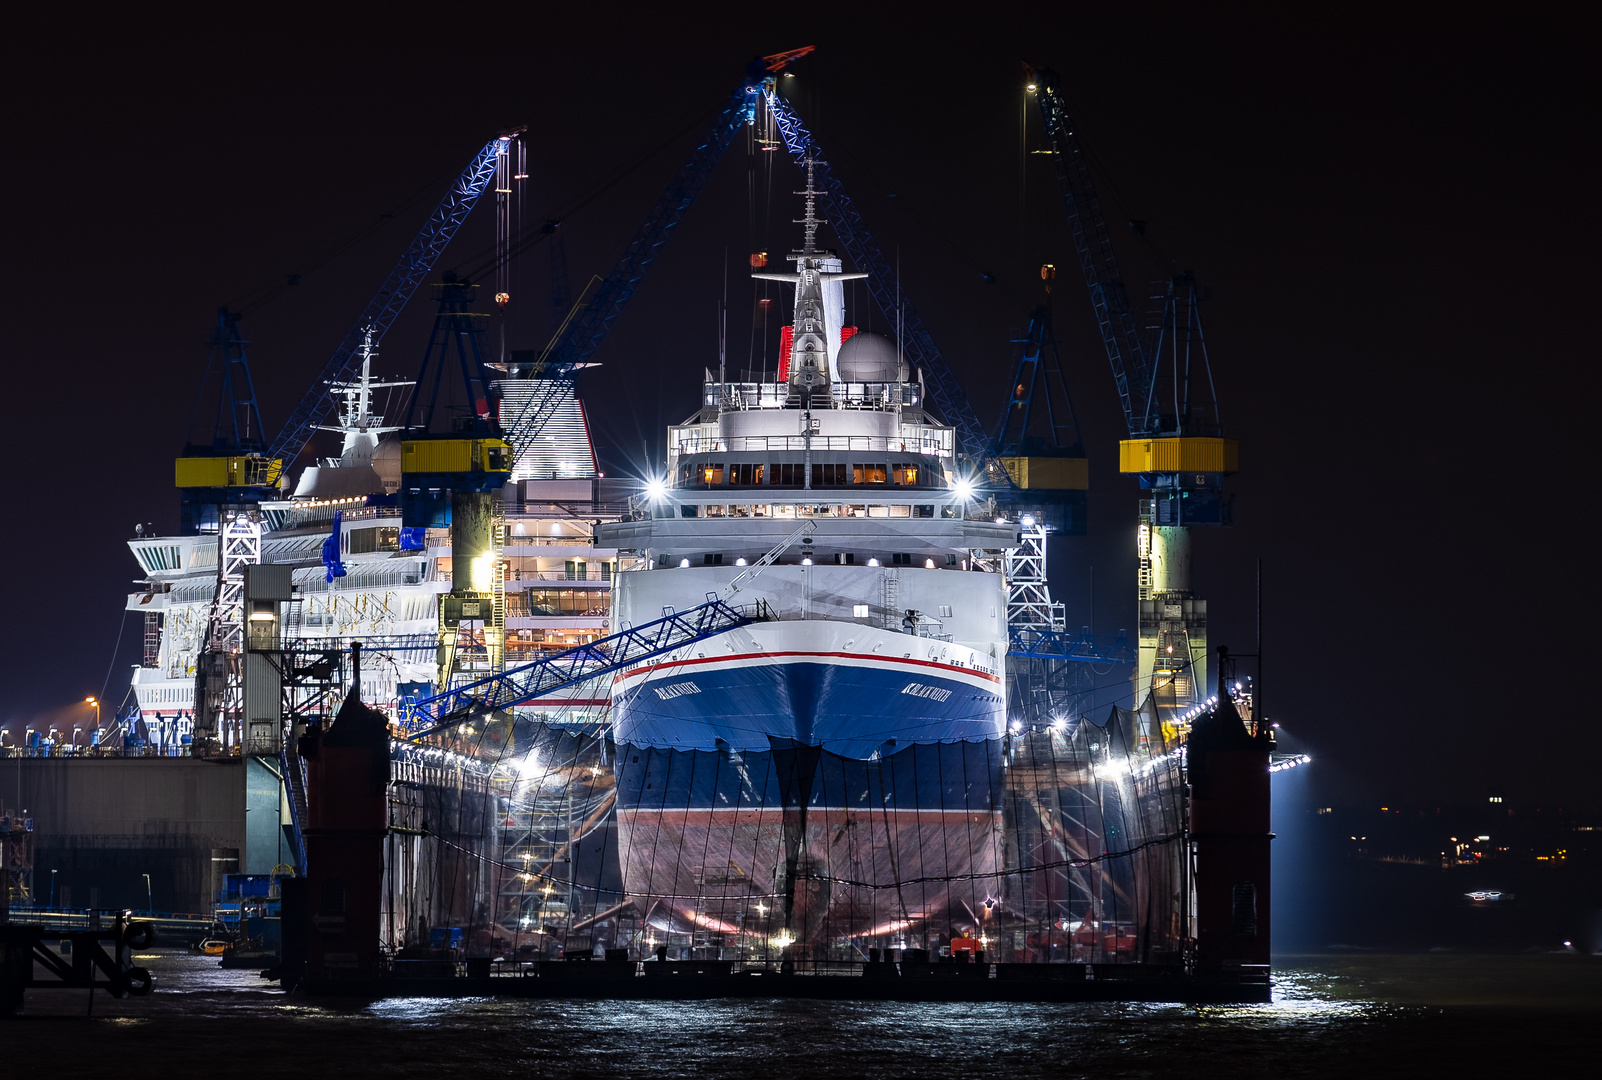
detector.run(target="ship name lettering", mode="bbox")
[653,681,702,700]
[900,682,952,702]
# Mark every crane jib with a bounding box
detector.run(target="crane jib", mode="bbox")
[764,93,993,466]
[1033,82,1153,437]
[267,136,512,466]
[499,86,757,449]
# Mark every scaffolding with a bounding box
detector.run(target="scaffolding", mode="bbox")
[399,692,1189,969]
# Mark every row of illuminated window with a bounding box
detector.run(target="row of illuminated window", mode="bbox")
[508,629,602,648]
[134,545,187,572]
[678,462,928,488]
[668,432,953,456]
[656,504,962,520]
[506,590,612,617]
[665,552,961,568]
[436,557,613,581]
[503,556,614,581]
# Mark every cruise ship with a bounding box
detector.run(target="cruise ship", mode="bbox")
[125,351,624,751]
[597,170,1019,952]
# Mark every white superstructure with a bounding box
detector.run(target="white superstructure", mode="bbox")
[125,366,623,751]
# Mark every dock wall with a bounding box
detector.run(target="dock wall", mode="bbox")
[4,758,244,913]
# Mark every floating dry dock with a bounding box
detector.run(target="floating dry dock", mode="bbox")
[298,958,1269,1004]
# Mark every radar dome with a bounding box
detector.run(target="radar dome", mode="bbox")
[836,331,905,383]
[371,437,402,494]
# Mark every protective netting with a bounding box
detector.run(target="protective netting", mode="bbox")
[388,688,1189,967]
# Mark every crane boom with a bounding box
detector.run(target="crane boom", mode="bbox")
[499,82,762,449]
[1029,70,1154,436]
[764,92,992,463]
[268,132,519,466]
[1026,67,1237,717]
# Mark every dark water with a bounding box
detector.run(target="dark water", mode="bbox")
[12,952,1598,1077]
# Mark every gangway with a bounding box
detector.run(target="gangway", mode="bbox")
[402,597,761,737]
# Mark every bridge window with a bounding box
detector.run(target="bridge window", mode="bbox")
[347,526,399,554]
[852,463,887,484]
[894,463,920,485]
[771,462,805,486]
[811,463,847,486]
[701,464,724,486]
[731,463,764,485]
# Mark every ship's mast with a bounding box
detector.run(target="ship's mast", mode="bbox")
[318,328,413,465]
[796,156,824,257]
[354,327,375,432]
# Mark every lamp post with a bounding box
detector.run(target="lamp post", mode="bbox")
[50,869,57,908]
[143,873,152,915]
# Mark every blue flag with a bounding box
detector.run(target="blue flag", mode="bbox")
[322,510,347,583]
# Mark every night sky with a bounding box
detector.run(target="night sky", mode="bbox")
[5,8,1593,807]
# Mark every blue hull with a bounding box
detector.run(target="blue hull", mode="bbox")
[610,651,1007,945]
[613,654,1005,759]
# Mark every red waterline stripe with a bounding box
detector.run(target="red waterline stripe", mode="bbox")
[612,650,1002,687]
[617,807,1002,827]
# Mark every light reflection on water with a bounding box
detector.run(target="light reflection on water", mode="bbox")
[16,953,1595,1078]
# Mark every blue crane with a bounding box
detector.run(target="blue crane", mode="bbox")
[497,69,773,451]
[476,49,1006,493]
[174,308,281,534]
[1025,68,1234,514]
[1026,66,1237,707]
[987,286,1089,534]
[267,130,523,470]
[495,49,997,470]
[762,94,993,465]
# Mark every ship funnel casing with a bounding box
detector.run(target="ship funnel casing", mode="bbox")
[836,331,905,383]
[787,268,833,393]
